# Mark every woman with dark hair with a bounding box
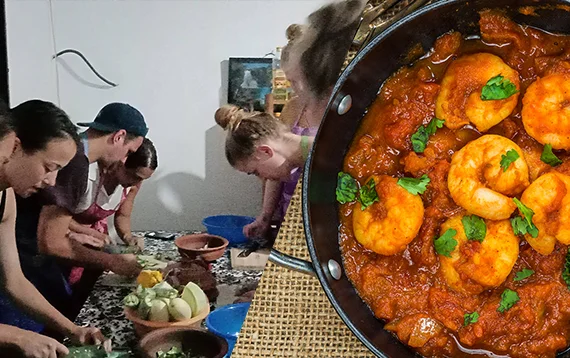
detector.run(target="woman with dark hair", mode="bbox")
[0,99,110,357]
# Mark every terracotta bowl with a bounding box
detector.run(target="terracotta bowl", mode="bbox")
[124,305,210,337]
[175,234,229,262]
[138,327,228,358]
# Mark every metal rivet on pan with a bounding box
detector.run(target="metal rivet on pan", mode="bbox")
[328,259,342,280]
[337,94,352,115]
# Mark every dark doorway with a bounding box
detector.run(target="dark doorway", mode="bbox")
[0,0,8,105]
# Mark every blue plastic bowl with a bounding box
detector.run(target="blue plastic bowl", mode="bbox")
[202,215,255,246]
[206,302,251,358]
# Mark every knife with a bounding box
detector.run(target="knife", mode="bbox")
[238,241,262,258]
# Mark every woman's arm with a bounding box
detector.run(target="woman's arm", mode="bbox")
[69,218,108,242]
[114,185,140,243]
[243,180,282,239]
[0,189,110,349]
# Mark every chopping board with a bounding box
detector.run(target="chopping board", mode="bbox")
[230,248,270,271]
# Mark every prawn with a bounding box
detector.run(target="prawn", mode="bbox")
[448,135,530,220]
[521,72,570,150]
[353,175,424,256]
[435,53,520,132]
[438,215,519,295]
[519,172,570,255]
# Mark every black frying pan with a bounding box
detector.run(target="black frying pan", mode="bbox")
[269,0,570,357]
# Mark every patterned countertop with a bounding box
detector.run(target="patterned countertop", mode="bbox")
[73,231,263,350]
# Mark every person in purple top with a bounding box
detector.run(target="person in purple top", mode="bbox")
[215,106,314,239]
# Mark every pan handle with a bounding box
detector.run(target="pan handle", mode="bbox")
[269,248,316,276]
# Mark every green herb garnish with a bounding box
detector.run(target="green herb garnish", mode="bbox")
[410,118,445,153]
[512,198,539,238]
[500,149,520,172]
[464,312,479,326]
[461,215,486,242]
[481,74,518,100]
[514,268,534,281]
[336,172,358,204]
[434,228,458,257]
[397,174,430,195]
[510,216,539,238]
[358,178,379,210]
[562,247,570,290]
[497,289,519,313]
[540,144,563,167]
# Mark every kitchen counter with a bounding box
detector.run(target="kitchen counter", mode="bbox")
[73,231,263,350]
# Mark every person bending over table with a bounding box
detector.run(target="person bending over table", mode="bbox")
[0,100,110,357]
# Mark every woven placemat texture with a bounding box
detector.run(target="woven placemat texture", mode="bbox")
[232,182,373,357]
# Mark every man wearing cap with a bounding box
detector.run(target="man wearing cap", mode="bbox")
[15,103,148,320]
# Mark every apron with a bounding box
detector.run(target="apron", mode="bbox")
[68,165,127,285]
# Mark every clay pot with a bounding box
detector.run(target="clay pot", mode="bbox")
[124,305,210,337]
[174,234,228,262]
[138,327,228,358]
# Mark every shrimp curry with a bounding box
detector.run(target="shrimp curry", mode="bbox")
[337,9,570,358]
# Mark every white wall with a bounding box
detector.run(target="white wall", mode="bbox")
[6,0,328,231]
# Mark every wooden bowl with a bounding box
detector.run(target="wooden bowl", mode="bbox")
[138,327,228,358]
[175,234,229,262]
[124,305,210,337]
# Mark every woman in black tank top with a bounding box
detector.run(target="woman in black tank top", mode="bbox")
[0,100,111,357]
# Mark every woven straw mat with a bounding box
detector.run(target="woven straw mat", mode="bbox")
[231,182,373,358]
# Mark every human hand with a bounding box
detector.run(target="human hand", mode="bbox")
[243,217,270,239]
[67,232,106,248]
[68,325,111,353]
[13,329,68,358]
[111,254,142,277]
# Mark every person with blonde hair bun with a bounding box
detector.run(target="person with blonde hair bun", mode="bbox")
[215,106,313,239]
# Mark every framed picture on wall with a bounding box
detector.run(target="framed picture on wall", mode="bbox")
[228,57,273,112]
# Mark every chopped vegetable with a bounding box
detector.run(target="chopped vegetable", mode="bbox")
[65,346,132,357]
[461,215,486,242]
[463,312,479,326]
[397,174,430,195]
[336,172,358,204]
[540,144,563,167]
[500,149,520,172]
[434,229,458,257]
[514,268,534,282]
[497,289,519,313]
[358,178,379,210]
[410,118,445,153]
[136,270,163,288]
[480,74,518,100]
[137,255,168,270]
[153,281,179,299]
[122,293,140,308]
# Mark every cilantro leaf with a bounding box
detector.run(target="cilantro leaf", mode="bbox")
[411,126,429,153]
[540,144,563,167]
[358,178,379,210]
[514,268,534,281]
[500,149,520,172]
[481,74,519,101]
[512,198,539,238]
[563,247,570,290]
[410,118,445,153]
[336,172,358,204]
[461,215,486,242]
[510,216,538,238]
[397,174,430,195]
[464,312,479,326]
[434,228,458,257]
[497,288,519,313]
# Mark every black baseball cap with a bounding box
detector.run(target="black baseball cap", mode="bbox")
[77,103,148,137]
